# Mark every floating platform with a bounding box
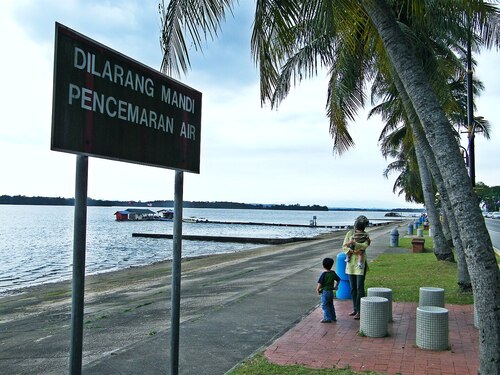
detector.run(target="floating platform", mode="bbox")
[131,233,316,244]
[182,219,390,229]
[203,220,347,229]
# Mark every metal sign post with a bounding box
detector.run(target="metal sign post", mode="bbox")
[69,155,88,374]
[170,170,183,375]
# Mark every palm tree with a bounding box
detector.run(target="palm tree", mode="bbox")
[358,5,499,370]
[382,148,423,204]
[367,28,493,278]
[374,104,456,263]
[159,1,500,372]
[373,68,493,285]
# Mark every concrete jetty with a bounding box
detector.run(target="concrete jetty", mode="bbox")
[132,232,316,244]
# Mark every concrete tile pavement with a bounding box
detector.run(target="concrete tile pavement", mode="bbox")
[264,300,479,375]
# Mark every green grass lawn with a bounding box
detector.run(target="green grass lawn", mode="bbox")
[229,233,479,374]
[231,356,381,374]
[366,235,473,304]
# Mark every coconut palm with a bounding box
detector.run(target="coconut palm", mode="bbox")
[367,38,492,278]
[381,147,423,203]
[373,69,492,277]
[358,7,499,353]
[159,1,500,372]
[364,8,477,285]
[375,104,456,262]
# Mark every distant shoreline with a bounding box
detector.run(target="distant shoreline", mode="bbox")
[0,194,422,212]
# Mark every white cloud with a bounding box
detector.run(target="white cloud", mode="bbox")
[460,49,499,188]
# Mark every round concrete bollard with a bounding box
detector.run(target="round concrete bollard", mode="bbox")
[416,306,449,350]
[367,287,393,322]
[390,227,399,247]
[419,287,445,307]
[417,228,424,237]
[408,223,414,235]
[360,296,389,338]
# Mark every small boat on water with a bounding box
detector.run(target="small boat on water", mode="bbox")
[114,208,174,221]
[113,209,207,223]
[115,208,159,221]
[182,216,208,223]
[157,209,174,221]
[384,212,402,217]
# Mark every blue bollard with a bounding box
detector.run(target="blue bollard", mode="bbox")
[336,279,351,299]
[335,252,351,299]
[390,227,399,247]
[336,252,348,280]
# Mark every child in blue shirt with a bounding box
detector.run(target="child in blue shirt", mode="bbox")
[316,257,341,323]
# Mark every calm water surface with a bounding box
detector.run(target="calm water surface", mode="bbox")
[0,205,410,296]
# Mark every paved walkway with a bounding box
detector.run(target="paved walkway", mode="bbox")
[265,299,479,375]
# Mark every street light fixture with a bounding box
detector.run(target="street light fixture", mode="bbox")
[459,146,470,169]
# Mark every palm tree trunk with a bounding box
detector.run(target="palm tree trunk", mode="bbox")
[389,67,470,288]
[414,123,472,290]
[414,148,454,261]
[422,143,472,291]
[440,208,453,247]
[388,65,454,262]
[362,1,499,372]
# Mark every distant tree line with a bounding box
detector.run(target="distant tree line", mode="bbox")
[0,195,77,206]
[0,195,329,211]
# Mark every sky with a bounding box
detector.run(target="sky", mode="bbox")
[1,1,499,209]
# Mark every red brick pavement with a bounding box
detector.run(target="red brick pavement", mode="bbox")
[264,300,479,375]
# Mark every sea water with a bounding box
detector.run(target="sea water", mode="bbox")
[0,205,410,296]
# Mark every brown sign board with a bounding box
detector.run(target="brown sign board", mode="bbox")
[51,23,202,173]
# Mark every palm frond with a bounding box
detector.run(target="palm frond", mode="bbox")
[159,0,236,76]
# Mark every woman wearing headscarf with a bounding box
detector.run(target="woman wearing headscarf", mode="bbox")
[342,215,371,320]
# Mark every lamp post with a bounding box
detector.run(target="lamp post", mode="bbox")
[466,35,476,188]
